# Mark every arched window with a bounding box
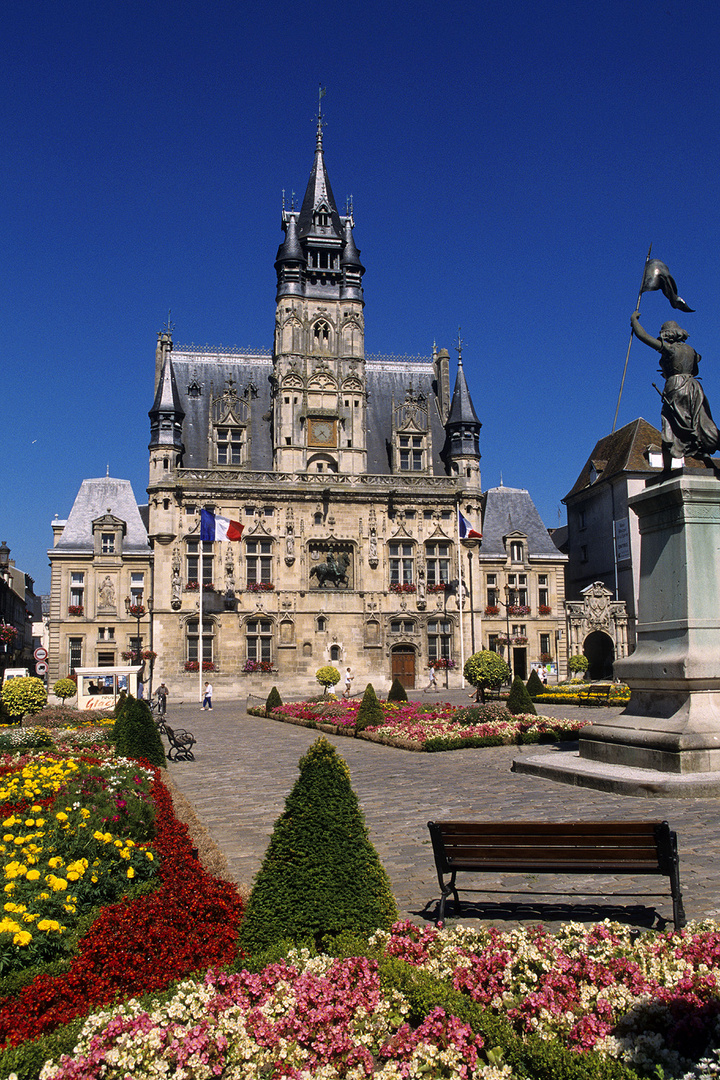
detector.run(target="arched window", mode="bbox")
[313,320,331,352]
[316,615,327,632]
[330,644,341,662]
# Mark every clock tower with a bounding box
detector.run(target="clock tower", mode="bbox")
[273,110,366,475]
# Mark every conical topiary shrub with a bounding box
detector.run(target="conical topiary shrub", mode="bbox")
[506,675,537,716]
[265,685,282,716]
[355,683,385,733]
[112,695,166,767]
[238,737,398,952]
[387,677,408,703]
[526,669,544,699]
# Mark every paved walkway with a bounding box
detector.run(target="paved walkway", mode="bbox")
[165,693,720,931]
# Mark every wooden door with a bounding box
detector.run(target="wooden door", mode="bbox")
[391,647,416,689]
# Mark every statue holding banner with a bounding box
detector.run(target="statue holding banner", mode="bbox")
[631,310,720,468]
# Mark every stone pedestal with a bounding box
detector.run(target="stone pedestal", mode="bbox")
[579,470,720,773]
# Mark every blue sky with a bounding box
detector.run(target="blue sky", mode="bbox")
[3,0,720,593]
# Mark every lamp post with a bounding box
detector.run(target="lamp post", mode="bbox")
[124,596,146,665]
[500,584,517,682]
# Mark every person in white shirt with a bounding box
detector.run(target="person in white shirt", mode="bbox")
[202,682,213,710]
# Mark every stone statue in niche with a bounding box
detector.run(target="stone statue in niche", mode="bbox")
[171,547,182,610]
[98,576,115,609]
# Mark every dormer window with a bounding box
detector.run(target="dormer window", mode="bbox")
[101,533,115,555]
[510,540,524,564]
[398,434,425,471]
[216,425,244,465]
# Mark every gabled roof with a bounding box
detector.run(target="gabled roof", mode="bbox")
[480,486,562,558]
[54,478,151,553]
[563,418,663,501]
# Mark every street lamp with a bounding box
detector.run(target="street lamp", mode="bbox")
[501,584,517,682]
[124,596,146,664]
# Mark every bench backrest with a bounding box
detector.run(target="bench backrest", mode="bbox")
[427,820,676,876]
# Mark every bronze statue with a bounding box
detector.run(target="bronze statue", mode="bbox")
[631,311,720,468]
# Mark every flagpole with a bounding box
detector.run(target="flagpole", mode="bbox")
[457,500,465,686]
[199,544,204,704]
[612,243,652,433]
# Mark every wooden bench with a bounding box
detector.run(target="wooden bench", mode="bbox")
[427,820,685,930]
[576,684,613,705]
[164,724,197,762]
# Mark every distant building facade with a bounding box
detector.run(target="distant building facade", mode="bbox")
[0,542,40,677]
[475,486,568,680]
[47,478,153,684]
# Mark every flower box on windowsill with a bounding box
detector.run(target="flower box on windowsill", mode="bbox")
[185,582,199,592]
[127,604,146,618]
[433,658,456,669]
[242,660,274,673]
[538,605,552,615]
[184,660,217,672]
[508,605,531,616]
[246,583,275,592]
[390,583,416,594]
[484,606,500,616]
[428,583,447,593]
[68,606,84,617]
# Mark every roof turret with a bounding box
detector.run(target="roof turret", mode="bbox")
[445,358,481,462]
[149,336,185,453]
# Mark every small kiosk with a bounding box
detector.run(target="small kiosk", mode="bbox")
[75,666,143,711]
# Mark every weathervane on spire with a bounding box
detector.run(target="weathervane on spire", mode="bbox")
[163,310,175,335]
[455,327,465,364]
[315,84,327,146]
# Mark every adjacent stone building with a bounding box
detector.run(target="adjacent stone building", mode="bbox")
[143,121,568,698]
[47,477,153,682]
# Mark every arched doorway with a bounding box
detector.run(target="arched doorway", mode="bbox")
[391,645,416,689]
[584,630,614,680]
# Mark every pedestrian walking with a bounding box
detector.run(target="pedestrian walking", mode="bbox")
[425,664,437,693]
[343,666,354,699]
[202,682,213,710]
[156,682,169,715]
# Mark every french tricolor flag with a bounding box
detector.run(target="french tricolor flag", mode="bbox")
[458,510,482,540]
[200,509,244,542]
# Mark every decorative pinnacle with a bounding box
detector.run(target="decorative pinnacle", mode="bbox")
[455,327,464,365]
[162,310,175,335]
[315,84,327,149]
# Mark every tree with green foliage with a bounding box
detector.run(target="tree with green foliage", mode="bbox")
[112,695,166,767]
[1,676,47,719]
[506,675,537,715]
[239,737,398,952]
[52,678,77,704]
[387,677,408,703]
[355,683,385,733]
[569,654,590,679]
[525,669,545,699]
[315,665,341,695]
[265,685,282,716]
[463,650,510,704]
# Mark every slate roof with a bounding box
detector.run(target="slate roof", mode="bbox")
[54,478,151,552]
[479,485,562,558]
[170,351,450,475]
[563,418,663,501]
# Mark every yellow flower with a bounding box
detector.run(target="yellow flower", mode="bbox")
[2,817,16,829]
[13,930,32,947]
[25,868,40,881]
[48,856,64,870]
[145,851,154,861]
[46,875,68,892]
[0,918,21,934]
[3,903,18,913]
[119,849,130,860]
[37,919,61,933]
[55,812,68,822]
[4,883,15,893]
[80,808,90,819]
[93,831,105,842]
[126,867,135,879]
[114,840,123,849]
[63,903,76,913]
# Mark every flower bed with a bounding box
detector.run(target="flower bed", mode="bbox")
[0,753,243,1052]
[30,920,720,1079]
[256,699,586,751]
[536,683,631,706]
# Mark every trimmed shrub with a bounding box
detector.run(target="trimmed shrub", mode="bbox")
[0,676,47,719]
[569,654,589,675]
[238,737,398,951]
[506,675,537,715]
[526,668,545,699]
[315,665,341,694]
[112,695,166,767]
[387,677,408,703]
[463,650,510,704]
[52,678,77,703]
[355,683,384,733]
[265,685,282,716]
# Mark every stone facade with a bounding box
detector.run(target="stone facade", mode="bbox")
[138,122,568,700]
[47,479,153,684]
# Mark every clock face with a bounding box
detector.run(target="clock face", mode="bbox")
[309,419,336,447]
